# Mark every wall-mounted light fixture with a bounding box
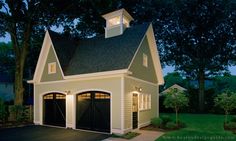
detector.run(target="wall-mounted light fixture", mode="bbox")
[135,86,142,92]
[65,90,71,95]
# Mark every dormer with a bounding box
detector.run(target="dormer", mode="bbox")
[102,8,134,38]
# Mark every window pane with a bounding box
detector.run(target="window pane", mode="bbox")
[108,16,121,27]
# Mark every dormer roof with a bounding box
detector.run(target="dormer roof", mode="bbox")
[102,8,134,21]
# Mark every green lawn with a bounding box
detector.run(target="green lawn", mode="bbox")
[156,114,236,141]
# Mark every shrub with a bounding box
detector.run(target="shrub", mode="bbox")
[224,122,236,130]
[151,117,162,128]
[177,120,186,128]
[0,98,8,123]
[166,122,178,130]
[230,116,236,122]
[10,105,26,122]
[161,115,172,125]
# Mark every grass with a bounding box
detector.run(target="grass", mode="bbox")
[156,114,236,141]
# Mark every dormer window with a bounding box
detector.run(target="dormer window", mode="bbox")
[107,16,129,28]
[48,62,56,74]
[143,53,148,67]
[108,16,121,27]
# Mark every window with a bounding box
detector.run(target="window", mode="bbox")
[108,16,121,27]
[48,62,56,74]
[143,53,148,67]
[139,94,151,110]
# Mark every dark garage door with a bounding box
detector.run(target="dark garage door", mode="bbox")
[76,91,110,133]
[43,93,66,127]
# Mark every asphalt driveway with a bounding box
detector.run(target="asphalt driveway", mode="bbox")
[0,125,110,141]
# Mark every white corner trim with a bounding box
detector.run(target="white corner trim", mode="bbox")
[121,76,124,131]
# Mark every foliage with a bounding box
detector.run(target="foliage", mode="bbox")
[230,116,236,123]
[112,132,140,139]
[156,114,236,141]
[0,0,102,105]
[157,0,236,112]
[10,105,26,122]
[151,117,162,128]
[214,75,236,93]
[214,91,236,123]
[0,42,14,74]
[164,88,189,124]
[161,72,186,92]
[224,122,236,130]
[0,98,8,123]
[165,122,178,130]
[160,115,172,125]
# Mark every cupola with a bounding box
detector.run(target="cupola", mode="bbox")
[102,8,134,38]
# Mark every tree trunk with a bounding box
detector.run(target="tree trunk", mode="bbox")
[11,23,32,106]
[225,111,229,123]
[14,59,24,105]
[175,107,178,125]
[198,69,205,113]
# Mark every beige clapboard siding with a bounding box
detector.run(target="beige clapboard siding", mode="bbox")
[129,36,158,84]
[40,46,63,82]
[124,76,158,130]
[34,76,122,129]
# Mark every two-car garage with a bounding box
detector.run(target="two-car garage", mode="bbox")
[43,91,111,133]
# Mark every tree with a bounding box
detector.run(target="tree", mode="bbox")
[0,42,14,74]
[162,72,186,91]
[214,91,236,123]
[164,88,189,125]
[0,0,88,105]
[158,0,236,112]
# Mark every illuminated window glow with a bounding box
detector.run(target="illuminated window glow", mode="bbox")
[139,94,151,110]
[143,53,148,67]
[48,62,56,74]
[107,16,130,27]
[108,16,121,27]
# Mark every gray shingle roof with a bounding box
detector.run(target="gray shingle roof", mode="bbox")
[48,23,149,76]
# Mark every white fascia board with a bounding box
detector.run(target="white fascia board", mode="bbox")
[146,24,164,85]
[32,30,65,83]
[64,69,130,80]
[32,30,51,83]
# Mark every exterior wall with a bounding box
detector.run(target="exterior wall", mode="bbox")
[124,76,158,132]
[129,36,157,83]
[0,83,14,101]
[34,76,122,133]
[106,25,121,38]
[40,46,63,82]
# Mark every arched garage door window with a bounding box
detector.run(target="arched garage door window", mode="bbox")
[76,91,110,133]
[43,93,66,127]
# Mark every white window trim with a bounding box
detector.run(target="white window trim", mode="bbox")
[143,53,148,67]
[48,62,56,74]
[139,93,151,111]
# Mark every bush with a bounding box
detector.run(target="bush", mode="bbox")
[230,116,236,122]
[224,122,236,130]
[151,117,162,128]
[161,115,172,125]
[0,98,8,123]
[166,122,178,130]
[10,105,26,122]
[177,120,186,128]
